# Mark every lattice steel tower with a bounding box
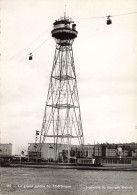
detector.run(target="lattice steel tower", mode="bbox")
[38,14,84,161]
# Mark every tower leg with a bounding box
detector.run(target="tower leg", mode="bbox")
[38,42,84,161]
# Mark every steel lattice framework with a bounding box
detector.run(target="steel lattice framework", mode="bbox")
[37,16,84,160]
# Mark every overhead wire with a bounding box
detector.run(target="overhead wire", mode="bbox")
[30,36,51,54]
[7,10,137,64]
[19,36,51,64]
[7,27,52,62]
[112,11,137,17]
[76,11,137,20]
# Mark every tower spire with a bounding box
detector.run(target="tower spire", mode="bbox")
[64,4,66,18]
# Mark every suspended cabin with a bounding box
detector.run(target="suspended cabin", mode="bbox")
[106,16,112,25]
[29,53,33,60]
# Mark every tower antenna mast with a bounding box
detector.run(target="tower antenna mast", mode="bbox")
[64,4,66,18]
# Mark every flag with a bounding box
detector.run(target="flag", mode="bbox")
[49,144,53,149]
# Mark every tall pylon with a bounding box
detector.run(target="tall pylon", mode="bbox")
[38,15,84,161]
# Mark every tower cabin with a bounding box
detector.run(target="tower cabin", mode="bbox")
[51,16,78,45]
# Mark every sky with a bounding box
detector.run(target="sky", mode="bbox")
[0,0,137,154]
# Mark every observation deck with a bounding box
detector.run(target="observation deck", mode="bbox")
[51,16,78,44]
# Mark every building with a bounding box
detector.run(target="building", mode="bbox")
[70,145,94,158]
[28,143,77,161]
[0,143,12,156]
[28,142,137,165]
[70,143,137,165]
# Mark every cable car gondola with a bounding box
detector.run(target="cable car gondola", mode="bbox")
[29,53,33,60]
[106,16,112,25]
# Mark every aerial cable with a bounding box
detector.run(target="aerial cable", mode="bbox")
[112,11,137,17]
[7,27,52,62]
[19,36,51,63]
[29,36,51,60]
[76,15,106,20]
[76,11,137,20]
[76,11,137,25]
[31,36,51,54]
